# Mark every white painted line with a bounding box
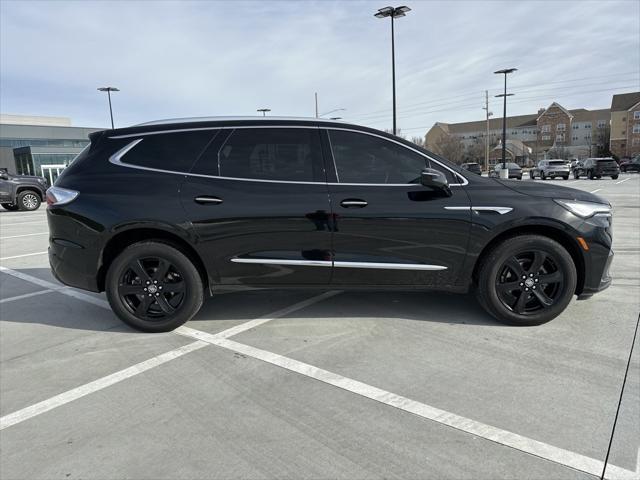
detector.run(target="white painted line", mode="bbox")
[0,290,340,430]
[0,288,56,304]
[0,340,209,430]
[616,177,631,185]
[591,189,602,194]
[0,251,48,261]
[0,220,47,226]
[175,328,638,480]
[0,266,110,309]
[0,232,48,240]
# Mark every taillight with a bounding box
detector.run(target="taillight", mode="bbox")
[46,186,79,206]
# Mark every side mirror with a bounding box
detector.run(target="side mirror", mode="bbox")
[420,168,450,191]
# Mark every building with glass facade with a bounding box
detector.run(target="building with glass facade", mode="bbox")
[0,115,102,184]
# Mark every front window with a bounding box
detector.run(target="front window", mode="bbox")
[541,125,551,133]
[328,130,454,184]
[557,123,566,131]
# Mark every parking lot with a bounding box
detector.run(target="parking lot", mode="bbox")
[1,175,638,480]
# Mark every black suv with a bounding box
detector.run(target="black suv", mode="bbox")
[0,171,48,211]
[573,158,620,179]
[47,118,613,332]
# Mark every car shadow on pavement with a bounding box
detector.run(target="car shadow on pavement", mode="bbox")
[2,268,505,332]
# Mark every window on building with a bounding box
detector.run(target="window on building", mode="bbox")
[572,124,579,130]
[632,138,640,146]
[541,125,551,133]
[586,123,591,129]
[634,112,640,120]
[572,136,578,141]
[557,123,566,131]
[542,135,551,141]
[597,120,608,128]
[633,124,640,134]
[556,134,565,142]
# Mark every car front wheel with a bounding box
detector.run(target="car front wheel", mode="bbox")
[476,235,577,326]
[18,190,41,211]
[106,241,204,332]
[612,175,619,180]
[573,171,580,179]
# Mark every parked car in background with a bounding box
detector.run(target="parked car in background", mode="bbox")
[461,162,482,175]
[530,159,570,180]
[573,158,620,179]
[0,171,48,211]
[488,162,522,180]
[619,155,640,173]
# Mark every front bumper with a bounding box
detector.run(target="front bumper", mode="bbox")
[577,249,613,299]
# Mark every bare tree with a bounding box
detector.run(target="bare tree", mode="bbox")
[410,136,425,147]
[465,138,484,163]
[432,134,465,164]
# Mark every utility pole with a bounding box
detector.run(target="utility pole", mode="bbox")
[482,90,492,173]
[315,92,319,118]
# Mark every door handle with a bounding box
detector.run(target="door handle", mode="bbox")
[340,199,368,208]
[194,196,223,205]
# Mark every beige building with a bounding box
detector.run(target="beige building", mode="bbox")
[426,101,611,166]
[610,92,640,159]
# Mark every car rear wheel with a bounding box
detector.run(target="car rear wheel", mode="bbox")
[563,176,569,180]
[476,235,577,326]
[1,203,19,211]
[106,241,204,332]
[612,175,619,180]
[588,170,594,180]
[18,190,41,211]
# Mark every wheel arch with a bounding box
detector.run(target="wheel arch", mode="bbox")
[97,227,209,294]
[16,186,44,200]
[471,224,586,295]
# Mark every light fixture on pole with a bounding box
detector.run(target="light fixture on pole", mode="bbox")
[494,68,517,175]
[97,87,119,129]
[374,5,411,136]
[257,108,271,116]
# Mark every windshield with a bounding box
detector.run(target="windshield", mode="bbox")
[507,163,520,169]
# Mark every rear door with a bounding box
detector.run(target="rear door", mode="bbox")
[181,126,333,287]
[323,128,472,287]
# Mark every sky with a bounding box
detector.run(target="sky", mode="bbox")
[1,0,639,137]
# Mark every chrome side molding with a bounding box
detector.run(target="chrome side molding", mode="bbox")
[444,206,513,215]
[230,258,447,271]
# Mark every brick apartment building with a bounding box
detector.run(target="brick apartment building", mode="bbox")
[425,92,640,166]
[609,92,640,159]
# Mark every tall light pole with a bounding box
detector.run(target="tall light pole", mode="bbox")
[257,108,271,116]
[97,87,119,129]
[375,5,411,136]
[494,68,517,172]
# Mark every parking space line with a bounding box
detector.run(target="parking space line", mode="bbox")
[174,327,637,480]
[0,291,340,430]
[0,266,110,309]
[0,340,209,431]
[0,251,48,261]
[0,289,57,304]
[616,178,631,185]
[0,220,47,226]
[0,232,48,240]
[591,189,602,193]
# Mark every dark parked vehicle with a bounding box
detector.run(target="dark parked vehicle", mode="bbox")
[530,159,570,180]
[619,156,640,173]
[573,158,620,179]
[461,162,482,175]
[47,117,613,332]
[488,162,522,180]
[0,171,48,211]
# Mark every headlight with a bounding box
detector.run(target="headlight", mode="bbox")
[554,199,611,218]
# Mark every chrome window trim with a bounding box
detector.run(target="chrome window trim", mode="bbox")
[108,125,469,188]
[135,116,343,127]
[231,258,447,271]
[444,206,513,215]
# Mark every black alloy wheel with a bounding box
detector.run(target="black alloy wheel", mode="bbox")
[476,234,577,326]
[106,241,203,332]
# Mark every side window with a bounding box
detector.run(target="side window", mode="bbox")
[217,128,322,182]
[328,130,453,184]
[121,131,216,171]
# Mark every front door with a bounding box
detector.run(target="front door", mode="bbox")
[181,127,333,287]
[323,128,472,286]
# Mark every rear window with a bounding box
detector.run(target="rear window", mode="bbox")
[549,160,565,165]
[121,131,216,171]
[507,163,521,169]
[597,159,616,164]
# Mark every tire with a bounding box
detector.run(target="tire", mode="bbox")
[573,171,579,179]
[541,172,546,180]
[563,176,569,180]
[1,203,19,211]
[612,175,619,180]
[17,190,41,211]
[588,170,594,180]
[475,235,577,326]
[106,241,204,332]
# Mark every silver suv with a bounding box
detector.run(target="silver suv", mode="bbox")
[530,159,570,180]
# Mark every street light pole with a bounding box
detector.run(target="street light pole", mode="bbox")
[375,5,411,136]
[494,68,517,172]
[97,87,119,129]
